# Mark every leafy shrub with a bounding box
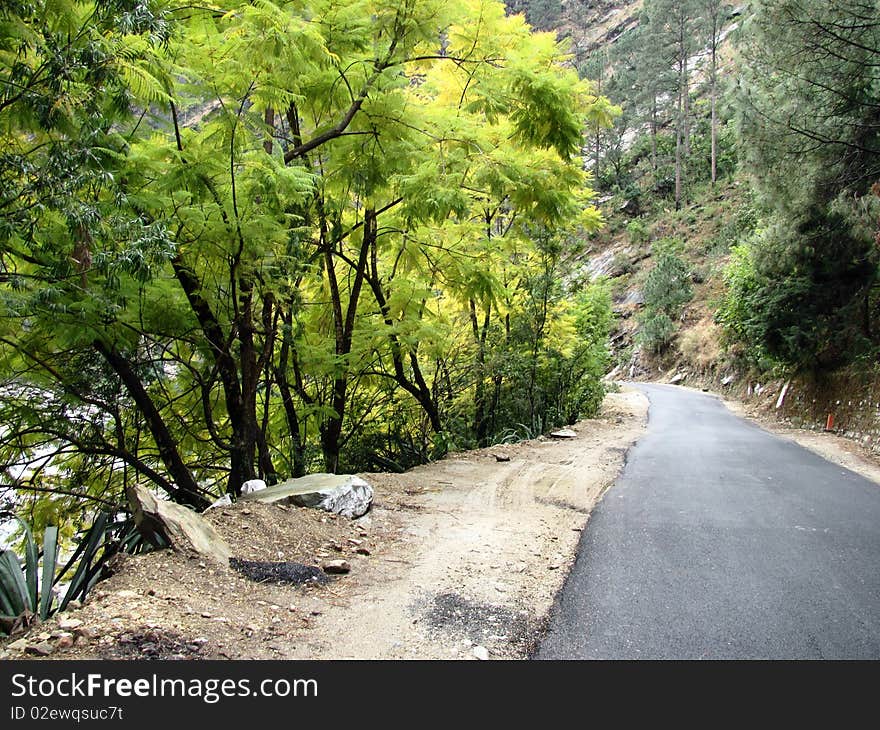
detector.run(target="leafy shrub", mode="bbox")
[643,249,693,317]
[718,206,877,371]
[637,311,676,354]
[626,219,649,245]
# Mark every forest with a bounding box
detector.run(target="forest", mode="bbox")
[562,0,879,373]
[0,0,616,527]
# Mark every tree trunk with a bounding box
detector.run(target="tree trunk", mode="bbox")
[710,36,718,185]
[320,208,376,472]
[470,299,491,445]
[367,239,442,434]
[94,340,208,510]
[651,95,658,171]
[275,308,307,478]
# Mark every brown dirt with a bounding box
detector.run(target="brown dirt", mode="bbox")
[0,389,648,661]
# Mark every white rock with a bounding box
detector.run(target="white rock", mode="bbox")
[241,473,373,519]
[241,479,267,495]
[58,618,83,630]
[206,494,232,510]
[549,429,577,439]
[472,645,490,660]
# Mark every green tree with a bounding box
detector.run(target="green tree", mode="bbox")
[727,0,880,370]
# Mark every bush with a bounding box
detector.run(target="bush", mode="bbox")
[717,205,877,371]
[626,219,649,245]
[0,513,160,633]
[637,311,676,354]
[643,249,692,317]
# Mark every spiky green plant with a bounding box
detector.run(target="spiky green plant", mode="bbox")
[0,513,161,633]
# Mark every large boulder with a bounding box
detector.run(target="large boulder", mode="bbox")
[239,473,373,518]
[127,485,232,565]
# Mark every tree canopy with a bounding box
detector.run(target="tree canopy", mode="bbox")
[0,0,615,526]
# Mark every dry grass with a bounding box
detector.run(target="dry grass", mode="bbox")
[679,317,723,371]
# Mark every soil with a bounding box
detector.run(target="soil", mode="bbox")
[0,389,649,661]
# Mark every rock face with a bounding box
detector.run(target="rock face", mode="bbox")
[127,485,233,565]
[239,473,373,519]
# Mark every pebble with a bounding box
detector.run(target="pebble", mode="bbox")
[25,641,55,656]
[321,560,351,574]
[472,646,489,661]
[8,638,28,652]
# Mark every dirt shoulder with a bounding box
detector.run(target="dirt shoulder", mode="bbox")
[0,388,648,661]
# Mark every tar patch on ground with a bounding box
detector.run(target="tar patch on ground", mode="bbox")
[102,628,206,660]
[229,558,329,585]
[420,591,538,652]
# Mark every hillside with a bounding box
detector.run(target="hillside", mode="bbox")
[525,0,880,450]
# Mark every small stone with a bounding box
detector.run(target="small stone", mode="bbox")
[115,590,138,600]
[56,635,75,650]
[322,559,351,574]
[494,454,511,462]
[549,428,577,439]
[73,627,95,640]
[201,611,213,618]
[472,646,489,661]
[25,641,55,656]
[355,547,371,555]
[241,509,252,516]
[8,638,28,652]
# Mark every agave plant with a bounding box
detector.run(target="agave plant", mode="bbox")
[0,517,59,625]
[0,512,159,634]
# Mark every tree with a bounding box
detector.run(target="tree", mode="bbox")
[1,0,616,510]
[725,0,880,370]
[702,0,731,185]
[645,0,702,209]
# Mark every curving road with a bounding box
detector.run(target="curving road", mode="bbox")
[536,384,880,659]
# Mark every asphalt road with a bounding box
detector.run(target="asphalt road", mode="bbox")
[535,384,880,659]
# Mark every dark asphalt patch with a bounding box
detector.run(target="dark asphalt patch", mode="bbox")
[229,558,329,585]
[421,591,539,652]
